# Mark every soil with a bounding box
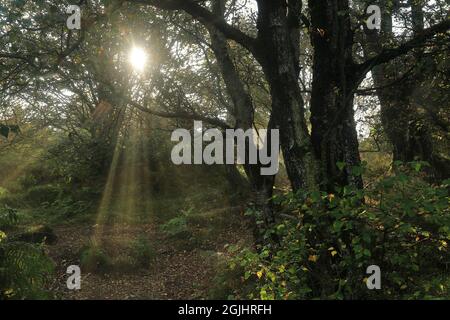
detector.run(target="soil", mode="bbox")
[45,210,252,300]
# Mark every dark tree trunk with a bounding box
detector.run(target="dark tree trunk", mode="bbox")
[208,0,276,226]
[308,0,363,191]
[256,0,319,191]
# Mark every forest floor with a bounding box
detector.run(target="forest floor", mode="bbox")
[46,213,251,300]
[0,151,256,299]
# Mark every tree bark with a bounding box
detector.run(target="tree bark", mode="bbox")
[255,0,319,191]
[209,0,276,226]
[308,0,363,191]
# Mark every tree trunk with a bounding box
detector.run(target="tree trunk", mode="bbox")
[256,0,319,191]
[308,0,363,191]
[209,0,276,226]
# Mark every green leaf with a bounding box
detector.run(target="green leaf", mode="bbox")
[336,162,346,172]
[351,166,364,176]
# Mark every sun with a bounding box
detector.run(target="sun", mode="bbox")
[129,47,147,72]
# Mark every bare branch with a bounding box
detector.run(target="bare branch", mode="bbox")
[357,19,450,76]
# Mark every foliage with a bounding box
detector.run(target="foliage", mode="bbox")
[129,235,157,268]
[22,185,61,207]
[0,200,55,299]
[79,240,112,273]
[208,251,256,300]
[44,133,113,185]
[0,205,19,229]
[228,163,450,299]
[0,0,448,301]
[0,238,54,300]
[160,212,190,238]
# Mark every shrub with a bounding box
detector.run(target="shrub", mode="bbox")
[49,196,92,218]
[209,252,255,300]
[0,188,20,208]
[130,235,156,268]
[228,163,450,300]
[23,185,61,207]
[79,240,112,273]
[0,205,19,229]
[161,215,190,238]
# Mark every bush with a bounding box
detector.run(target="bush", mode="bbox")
[48,196,92,219]
[130,235,156,268]
[0,188,20,208]
[0,205,19,229]
[209,252,255,299]
[227,163,450,300]
[23,185,61,207]
[160,208,206,250]
[79,240,112,273]
[161,215,190,238]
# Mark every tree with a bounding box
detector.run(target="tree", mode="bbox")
[361,0,450,181]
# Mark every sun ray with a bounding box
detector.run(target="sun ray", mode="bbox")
[93,133,123,241]
[0,129,56,188]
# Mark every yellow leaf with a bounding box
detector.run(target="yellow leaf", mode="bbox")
[4,288,14,297]
[256,270,263,279]
[0,230,6,242]
[331,250,338,257]
[308,255,318,262]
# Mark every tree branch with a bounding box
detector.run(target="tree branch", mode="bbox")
[128,98,231,129]
[127,0,258,54]
[357,19,450,76]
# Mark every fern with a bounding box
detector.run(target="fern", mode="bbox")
[0,238,54,299]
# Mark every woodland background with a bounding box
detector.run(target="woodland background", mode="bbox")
[0,0,449,300]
